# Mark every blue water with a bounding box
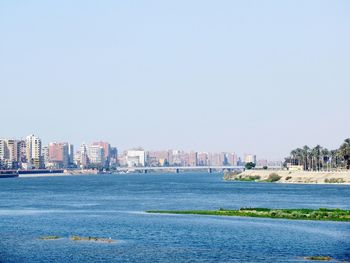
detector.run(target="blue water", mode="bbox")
[0,173,349,262]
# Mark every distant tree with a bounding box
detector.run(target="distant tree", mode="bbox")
[339,138,350,169]
[245,162,256,170]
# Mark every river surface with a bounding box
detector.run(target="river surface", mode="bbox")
[0,173,349,262]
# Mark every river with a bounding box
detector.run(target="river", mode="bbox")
[0,173,349,262]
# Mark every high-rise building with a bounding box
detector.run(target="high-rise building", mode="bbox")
[209,153,223,166]
[0,139,25,169]
[68,144,74,167]
[197,152,208,166]
[244,154,257,164]
[48,142,69,168]
[126,149,145,167]
[188,151,198,167]
[226,153,238,166]
[88,145,105,166]
[26,134,43,169]
[79,144,89,168]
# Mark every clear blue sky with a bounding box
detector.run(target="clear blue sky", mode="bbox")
[1,0,349,160]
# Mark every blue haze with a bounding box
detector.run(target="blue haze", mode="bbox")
[0,1,350,159]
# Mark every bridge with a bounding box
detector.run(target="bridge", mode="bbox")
[115,166,281,173]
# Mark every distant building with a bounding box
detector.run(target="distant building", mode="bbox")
[226,153,238,166]
[209,153,223,166]
[257,159,268,167]
[68,144,74,167]
[92,141,110,167]
[109,147,118,168]
[88,145,105,166]
[25,134,43,169]
[0,139,22,169]
[197,152,208,166]
[48,142,69,168]
[79,144,89,169]
[188,151,198,166]
[244,154,257,164]
[126,149,145,167]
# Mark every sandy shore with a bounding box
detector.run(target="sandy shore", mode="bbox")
[224,170,350,184]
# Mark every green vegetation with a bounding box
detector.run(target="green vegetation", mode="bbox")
[234,175,261,182]
[245,162,256,170]
[265,173,281,182]
[146,208,350,222]
[286,138,350,170]
[324,178,345,183]
[70,236,114,243]
[304,256,332,261]
[39,236,60,240]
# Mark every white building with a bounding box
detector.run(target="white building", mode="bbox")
[26,134,43,169]
[88,145,105,165]
[244,154,257,164]
[126,150,145,167]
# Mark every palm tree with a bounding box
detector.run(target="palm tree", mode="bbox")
[290,150,297,165]
[339,138,350,169]
[302,146,310,171]
[313,145,322,171]
[321,148,329,171]
[330,150,338,169]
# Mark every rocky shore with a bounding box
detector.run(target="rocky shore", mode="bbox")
[224,170,350,184]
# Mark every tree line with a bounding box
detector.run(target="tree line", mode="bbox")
[285,138,350,171]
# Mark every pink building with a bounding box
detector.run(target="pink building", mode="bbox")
[48,142,69,168]
[92,141,111,160]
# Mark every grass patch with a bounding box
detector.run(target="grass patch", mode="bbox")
[70,236,114,243]
[304,256,332,261]
[39,236,60,240]
[146,208,350,222]
[324,178,345,183]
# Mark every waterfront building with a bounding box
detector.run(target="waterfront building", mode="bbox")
[48,142,69,168]
[197,152,209,166]
[146,151,170,166]
[42,146,49,167]
[126,149,145,167]
[257,159,268,167]
[68,144,74,167]
[92,142,111,160]
[81,144,89,168]
[188,151,198,166]
[25,134,43,169]
[88,145,105,166]
[109,147,118,168]
[244,154,257,164]
[117,153,127,167]
[208,153,223,166]
[0,139,21,169]
[226,152,238,166]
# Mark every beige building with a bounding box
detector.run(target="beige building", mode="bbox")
[26,134,43,169]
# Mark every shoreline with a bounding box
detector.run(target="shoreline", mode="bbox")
[224,170,350,185]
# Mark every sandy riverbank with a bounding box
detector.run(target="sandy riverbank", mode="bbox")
[224,170,350,184]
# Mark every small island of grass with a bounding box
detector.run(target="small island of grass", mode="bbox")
[39,236,61,240]
[304,256,332,261]
[146,208,350,222]
[70,235,115,243]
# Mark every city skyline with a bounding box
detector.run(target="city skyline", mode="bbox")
[1,1,350,160]
[1,133,271,170]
